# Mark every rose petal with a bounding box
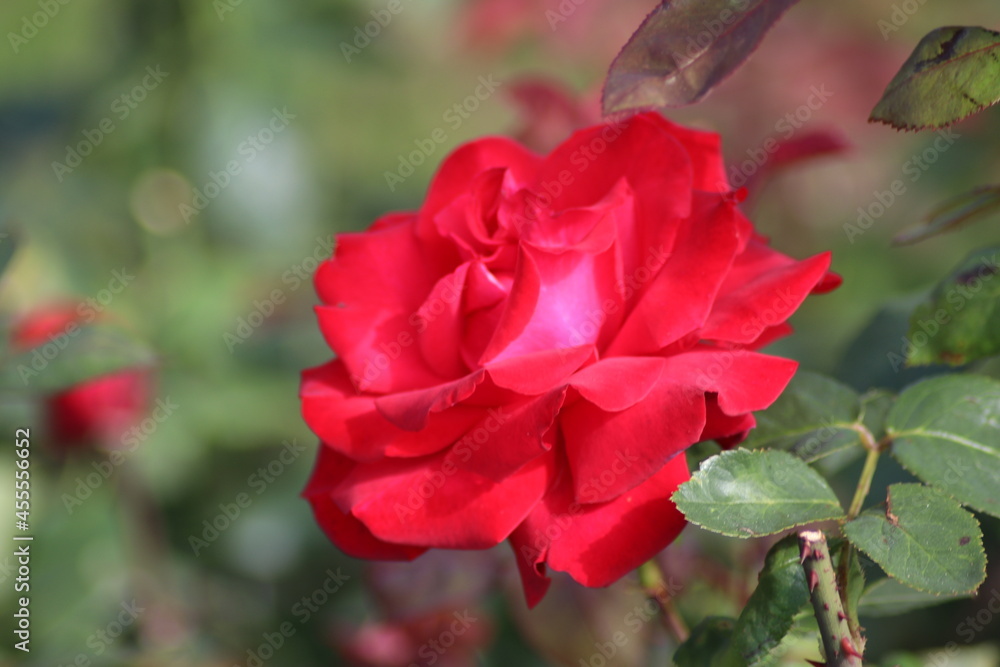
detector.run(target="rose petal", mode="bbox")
[416,263,471,379]
[301,361,484,461]
[566,356,664,412]
[606,193,744,356]
[419,137,541,238]
[699,243,834,344]
[336,450,554,549]
[660,349,798,416]
[657,118,731,193]
[314,215,456,393]
[451,390,565,481]
[375,370,487,432]
[513,454,690,591]
[303,446,427,560]
[561,366,705,503]
[486,345,594,395]
[700,393,756,445]
[485,244,620,363]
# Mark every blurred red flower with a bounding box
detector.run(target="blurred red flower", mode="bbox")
[11,305,151,450]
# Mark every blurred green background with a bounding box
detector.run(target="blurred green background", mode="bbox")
[1,0,1000,665]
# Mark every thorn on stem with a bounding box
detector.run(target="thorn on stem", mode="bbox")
[841,637,864,659]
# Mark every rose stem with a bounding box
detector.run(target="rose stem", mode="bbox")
[799,530,863,667]
[638,559,689,643]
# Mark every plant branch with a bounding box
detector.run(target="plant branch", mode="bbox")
[846,429,882,521]
[799,530,863,667]
[638,559,689,643]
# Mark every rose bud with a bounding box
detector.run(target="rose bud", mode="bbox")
[11,304,152,450]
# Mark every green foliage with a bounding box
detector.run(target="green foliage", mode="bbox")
[858,577,970,617]
[841,546,866,628]
[673,449,844,538]
[673,617,737,667]
[843,484,986,596]
[722,535,812,666]
[742,371,870,468]
[888,374,1000,518]
[673,537,814,667]
[870,26,1000,130]
[904,250,1000,368]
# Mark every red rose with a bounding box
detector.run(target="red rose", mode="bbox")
[12,306,151,450]
[301,112,839,606]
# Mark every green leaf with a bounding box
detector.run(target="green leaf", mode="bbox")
[742,371,867,467]
[843,484,986,596]
[673,449,845,538]
[841,546,866,630]
[905,248,1000,367]
[870,26,1000,130]
[723,535,811,666]
[887,374,1000,518]
[0,324,155,393]
[859,577,971,617]
[894,185,1000,246]
[860,389,895,442]
[673,617,738,667]
[602,0,800,115]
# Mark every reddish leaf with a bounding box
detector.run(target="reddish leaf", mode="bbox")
[505,77,600,152]
[741,129,850,192]
[602,0,801,115]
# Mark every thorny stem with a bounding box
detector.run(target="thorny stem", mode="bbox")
[800,531,863,667]
[638,560,689,643]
